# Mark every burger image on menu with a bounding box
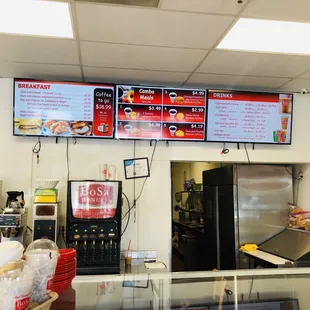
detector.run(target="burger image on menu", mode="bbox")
[70,121,93,136]
[17,119,42,135]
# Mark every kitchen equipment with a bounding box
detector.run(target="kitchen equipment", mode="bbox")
[32,203,60,242]
[66,180,122,275]
[5,191,25,213]
[36,179,59,189]
[203,165,293,270]
[0,191,27,244]
[255,228,310,267]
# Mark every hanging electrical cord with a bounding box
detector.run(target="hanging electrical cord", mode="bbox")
[285,167,303,181]
[221,143,229,155]
[66,138,70,181]
[121,192,131,236]
[284,167,303,206]
[123,141,158,220]
[32,137,41,164]
[244,143,250,164]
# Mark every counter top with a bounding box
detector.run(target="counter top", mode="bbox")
[241,249,293,266]
[172,219,204,234]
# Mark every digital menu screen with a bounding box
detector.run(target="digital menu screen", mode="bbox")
[115,85,207,141]
[13,79,115,138]
[207,90,293,144]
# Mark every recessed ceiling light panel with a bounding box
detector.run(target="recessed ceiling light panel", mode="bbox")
[0,0,73,38]
[74,0,160,8]
[217,18,310,55]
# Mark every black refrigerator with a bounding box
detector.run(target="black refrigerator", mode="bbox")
[203,165,293,270]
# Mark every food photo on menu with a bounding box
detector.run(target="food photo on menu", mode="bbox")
[14,118,42,135]
[118,86,135,103]
[117,121,161,140]
[42,119,70,136]
[70,121,93,136]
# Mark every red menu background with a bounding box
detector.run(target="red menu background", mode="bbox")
[116,86,207,141]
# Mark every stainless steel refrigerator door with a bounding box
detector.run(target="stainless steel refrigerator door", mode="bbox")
[237,165,293,247]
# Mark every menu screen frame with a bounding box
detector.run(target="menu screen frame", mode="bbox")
[206,89,294,145]
[13,78,116,139]
[115,84,207,142]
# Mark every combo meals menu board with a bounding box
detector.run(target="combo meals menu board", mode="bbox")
[115,85,207,140]
[207,90,293,144]
[14,79,115,138]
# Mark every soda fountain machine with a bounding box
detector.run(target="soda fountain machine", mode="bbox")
[66,180,122,275]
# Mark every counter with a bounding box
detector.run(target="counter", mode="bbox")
[51,267,310,309]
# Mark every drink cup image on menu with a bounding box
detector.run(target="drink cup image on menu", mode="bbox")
[124,124,132,133]
[281,116,288,130]
[169,109,177,119]
[169,92,177,103]
[169,125,177,136]
[124,107,132,119]
[280,95,292,114]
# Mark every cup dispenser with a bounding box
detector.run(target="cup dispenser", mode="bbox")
[66,180,122,275]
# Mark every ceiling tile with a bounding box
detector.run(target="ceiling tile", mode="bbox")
[0,61,82,81]
[197,50,310,78]
[242,0,310,22]
[84,67,189,85]
[277,79,310,92]
[161,0,248,15]
[0,35,79,64]
[297,70,310,79]
[185,73,290,90]
[76,3,233,49]
[80,42,206,72]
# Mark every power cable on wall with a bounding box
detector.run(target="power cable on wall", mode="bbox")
[121,192,131,236]
[244,144,250,164]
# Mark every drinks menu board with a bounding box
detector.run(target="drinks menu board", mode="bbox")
[207,90,293,144]
[116,85,207,141]
[14,79,115,138]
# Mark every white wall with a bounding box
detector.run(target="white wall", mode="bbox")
[1,78,310,269]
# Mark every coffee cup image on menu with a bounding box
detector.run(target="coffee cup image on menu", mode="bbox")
[169,92,177,103]
[124,107,132,119]
[169,109,177,119]
[169,125,177,136]
[124,124,132,133]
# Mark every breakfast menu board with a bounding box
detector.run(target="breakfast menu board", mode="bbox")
[13,79,115,138]
[116,85,207,140]
[207,90,293,144]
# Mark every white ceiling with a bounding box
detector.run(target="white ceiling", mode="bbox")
[1,0,310,92]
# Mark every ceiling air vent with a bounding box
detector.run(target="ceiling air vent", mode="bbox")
[75,0,160,8]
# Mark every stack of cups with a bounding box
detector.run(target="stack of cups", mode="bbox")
[52,249,76,294]
[25,239,59,304]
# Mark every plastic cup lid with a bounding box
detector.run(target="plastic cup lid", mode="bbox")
[0,241,24,268]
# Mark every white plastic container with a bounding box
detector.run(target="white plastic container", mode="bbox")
[0,241,34,310]
[25,239,59,304]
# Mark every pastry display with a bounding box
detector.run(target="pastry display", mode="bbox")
[122,90,135,103]
[288,206,310,230]
[18,119,42,135]
[70,121,93,136]
[44,120,69,135]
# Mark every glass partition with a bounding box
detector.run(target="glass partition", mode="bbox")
[54,268,310,309]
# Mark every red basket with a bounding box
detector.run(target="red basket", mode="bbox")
[57,249,76,265]
[54,269,76,282]
[55,259,76,274]
[51,276,75,295]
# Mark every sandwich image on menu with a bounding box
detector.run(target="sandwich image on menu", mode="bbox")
[70,121,93,136]
[15,119,42,135]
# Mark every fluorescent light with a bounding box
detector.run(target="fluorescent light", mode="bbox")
[217,18,310,55]
[0,0,73,38]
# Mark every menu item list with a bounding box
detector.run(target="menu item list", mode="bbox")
[116,86,206,141]
[14,80,115,138]
[207,90,293,144]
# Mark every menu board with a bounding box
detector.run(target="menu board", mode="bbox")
[13,79,115,138]
[115,85,207,141]
[207,90,293,144]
